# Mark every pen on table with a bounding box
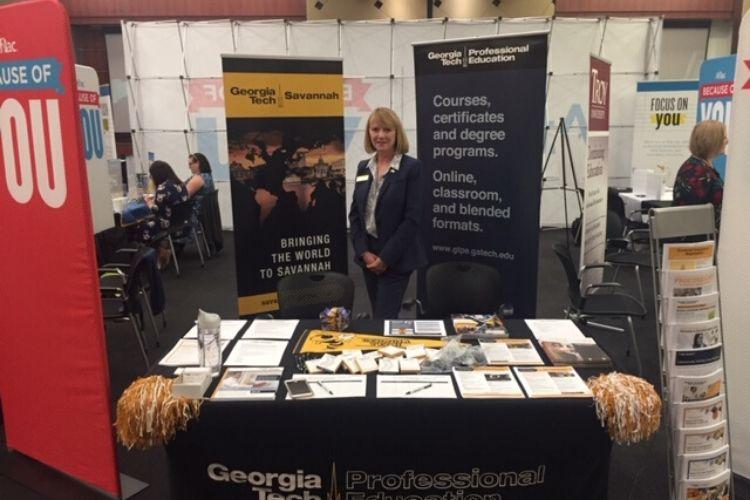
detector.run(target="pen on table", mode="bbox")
[405,383,432,395]
[316,381,334,395]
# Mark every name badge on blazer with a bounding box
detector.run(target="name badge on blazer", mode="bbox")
[355,174,369,182]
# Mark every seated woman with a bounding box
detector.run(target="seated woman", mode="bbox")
[185,152,215,214]
[673,120,727,229]
[138,160,189,267]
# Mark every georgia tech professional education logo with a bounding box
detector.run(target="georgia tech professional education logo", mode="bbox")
[0,37,18,54]
[207,462,548,499]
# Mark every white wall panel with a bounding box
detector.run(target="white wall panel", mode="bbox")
[288,21,340,57]
[341,22,391,76]
[136,79,190,131]
[130,22,184,77]
[548,18,601,75]
[392,20,445,77]
[601,18,654,74]
[235,21,287,55]
[444,19,498,39]
[497,18,551,36]
[184,22,235,77]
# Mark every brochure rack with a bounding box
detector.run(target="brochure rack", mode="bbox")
[648,204,734,500]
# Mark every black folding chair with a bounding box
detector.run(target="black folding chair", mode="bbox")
[276,272,354,319]
[102,246,165,344]
[553,242,646,375]
[99,267,150,370]
[153,199,205,276]
[198,189,223,256]
[407,261,510,318]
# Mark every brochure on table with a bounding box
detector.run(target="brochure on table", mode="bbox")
[525,319,587,342]
[224,340,288,366]
[452,367,524,398]
[376,375,456,399]
[384,320,446,337]
[182,320,247,340]
[242,319,299,340]
[513,366,592,398]
[212,368,283,400]
[286,374,366,399]
[159,339,231,366]
[451,314,507,336]
[480,339,544,365]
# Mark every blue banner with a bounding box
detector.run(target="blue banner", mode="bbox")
[0,58,63,94]
[698,55,736,180]
[414,34,548,318]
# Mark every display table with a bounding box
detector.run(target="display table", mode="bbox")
[159,319,612,500]
[619,190,673,222]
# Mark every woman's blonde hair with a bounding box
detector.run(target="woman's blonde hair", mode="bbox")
[364,107,409,154]
[689,120,726,160]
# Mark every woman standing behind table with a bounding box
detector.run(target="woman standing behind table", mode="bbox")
[349,107,426,319]
[673,120,727,228]
[139,160,188,267]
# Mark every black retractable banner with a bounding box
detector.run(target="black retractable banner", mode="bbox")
[222,56,348,316]
[414,34,548,318]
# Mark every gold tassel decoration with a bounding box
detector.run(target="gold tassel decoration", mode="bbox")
[115,376,203,450]
[587,372,662,445]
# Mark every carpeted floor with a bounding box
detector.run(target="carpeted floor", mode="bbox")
[1,229,744,500]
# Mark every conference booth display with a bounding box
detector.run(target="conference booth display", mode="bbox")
[1,1,745,499]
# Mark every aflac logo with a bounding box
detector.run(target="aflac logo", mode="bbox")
[0,37,18,54]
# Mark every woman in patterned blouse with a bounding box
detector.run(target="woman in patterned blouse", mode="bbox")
[139,160,189,267]
[673,120,727,228]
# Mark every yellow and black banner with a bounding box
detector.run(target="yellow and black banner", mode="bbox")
[222,56,348,316]
[295,330,447,355]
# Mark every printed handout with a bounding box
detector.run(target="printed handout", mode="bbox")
[678,469,730,500]
[182,319,248,340]
[286,374,366,399]
[679,445,729,481]
[671,369,723,403]
[664,293,719,324]
[665,319,721,350]
[376,375,456,399]
[480,339,544,365]
[513,366,592,398]
[525,319,587,342]
[224,340,288,366]
[212,367,283,400]
[242,319,299,340]
[675,420,727,455]
[672,395,725,429]
[159,338,230,366]
[662,241,715,270]
[452,367,525,398]
[661,267,717,298]
[384,320,447,337]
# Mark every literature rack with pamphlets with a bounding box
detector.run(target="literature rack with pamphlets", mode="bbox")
[648,204,734,500]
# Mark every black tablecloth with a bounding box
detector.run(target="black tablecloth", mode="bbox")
[161,320,612,500]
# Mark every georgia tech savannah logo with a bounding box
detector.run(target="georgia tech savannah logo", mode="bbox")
[229,85,340,106]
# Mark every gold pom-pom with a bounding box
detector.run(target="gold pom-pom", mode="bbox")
[115,376,203,450]
[587,372,662,445]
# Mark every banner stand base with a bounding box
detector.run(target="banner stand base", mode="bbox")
[120,473,148,499]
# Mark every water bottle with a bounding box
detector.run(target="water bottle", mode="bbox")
[196,309,222,376]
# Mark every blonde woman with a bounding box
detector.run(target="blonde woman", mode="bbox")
[673,120,727,227]
[348,108,426,318]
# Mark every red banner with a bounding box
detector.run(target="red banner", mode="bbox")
[0,0,120,496]
[77,89,100,105]
[589,55,610,133]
